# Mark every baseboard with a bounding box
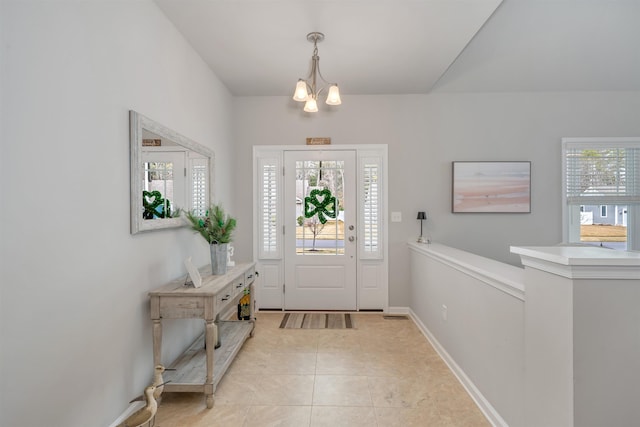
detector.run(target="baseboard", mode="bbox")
[405,307,508,427]
[387,306,411,315]
[107,401,145,427]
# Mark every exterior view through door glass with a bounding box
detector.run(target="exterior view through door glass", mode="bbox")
[284,150,357,310]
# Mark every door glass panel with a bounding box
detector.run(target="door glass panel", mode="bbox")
[295,159,345,255]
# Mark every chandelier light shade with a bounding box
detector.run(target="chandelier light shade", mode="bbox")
[293,80,309,102]
[292,32,341,112]
[326,84,342,105]
[303,97,318,113]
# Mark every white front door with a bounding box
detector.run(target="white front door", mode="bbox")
[284,150,357,310]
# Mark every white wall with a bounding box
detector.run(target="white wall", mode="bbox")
[0,1,234,426]
[573,279,640,426]
[409,243,525,426]
[522,267,574,426]
[514,246,640,427]
[233,92,640,307]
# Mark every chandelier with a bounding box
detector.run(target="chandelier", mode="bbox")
[292,32,342,112]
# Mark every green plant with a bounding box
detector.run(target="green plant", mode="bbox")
[185,204,237,244]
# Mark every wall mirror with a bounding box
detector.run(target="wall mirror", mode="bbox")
[130,110,214,234]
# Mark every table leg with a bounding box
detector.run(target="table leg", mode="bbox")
[205,319,216,408]
[249,282,256,337]
[152,319,162,367]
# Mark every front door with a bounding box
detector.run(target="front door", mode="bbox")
[283,150,357,310]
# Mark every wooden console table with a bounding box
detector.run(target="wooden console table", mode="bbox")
[149,262,256,408]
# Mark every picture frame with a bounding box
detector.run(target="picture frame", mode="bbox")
[452,161,531,213]
[184,257,203,288]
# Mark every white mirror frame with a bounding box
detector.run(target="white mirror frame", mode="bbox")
[130,110,215,234]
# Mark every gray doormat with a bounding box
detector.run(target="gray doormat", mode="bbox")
[279,313,354,329]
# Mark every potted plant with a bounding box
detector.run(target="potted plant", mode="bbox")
[185,204,237,275]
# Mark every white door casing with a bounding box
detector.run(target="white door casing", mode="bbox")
[253,145,388,312]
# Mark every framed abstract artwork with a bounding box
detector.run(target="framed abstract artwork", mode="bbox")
[452,161,531,213]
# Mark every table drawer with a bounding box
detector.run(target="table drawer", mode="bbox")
[159,296,205,318]
[232,275,245,297]
[216,283,233,310]
[245,267,256,285]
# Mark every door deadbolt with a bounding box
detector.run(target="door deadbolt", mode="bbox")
[348,225,354,231]
[348,236,355,242]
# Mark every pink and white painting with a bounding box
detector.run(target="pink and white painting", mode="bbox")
[452,161,531,213]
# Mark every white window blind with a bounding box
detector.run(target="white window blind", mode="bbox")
[360,156,382,259]
[564,142,640,205]
[190,157,208,216]
[258,157,281,258]
[562,137,640,251]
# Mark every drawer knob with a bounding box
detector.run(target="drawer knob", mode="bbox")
[221,295,230,301]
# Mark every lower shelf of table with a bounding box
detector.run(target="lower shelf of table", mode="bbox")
[163,320,254,393]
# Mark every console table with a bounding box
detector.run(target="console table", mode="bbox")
[149,262,256,408]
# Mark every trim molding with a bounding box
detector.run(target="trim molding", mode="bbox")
[387,306,410,315]
[519,256,640,279]
[409,242,525,301]
[406,307,508,427]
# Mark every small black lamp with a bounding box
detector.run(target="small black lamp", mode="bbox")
[417,211,427,243]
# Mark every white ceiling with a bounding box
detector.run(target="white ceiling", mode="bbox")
[155,0,640,96]
[154,0,503,96]
[432,0,640,92]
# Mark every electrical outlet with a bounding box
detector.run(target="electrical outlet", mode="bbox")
[442,304,448,321]
[391,211,402,222]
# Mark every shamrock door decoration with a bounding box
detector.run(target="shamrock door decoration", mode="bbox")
[143,190,173,219]
[304,188,337,224]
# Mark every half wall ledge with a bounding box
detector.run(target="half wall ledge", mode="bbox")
[511,244,640,427]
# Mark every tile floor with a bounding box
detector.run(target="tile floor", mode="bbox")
[154,312,490,427]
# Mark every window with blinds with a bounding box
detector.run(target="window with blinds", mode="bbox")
[258,157,281,258]
[360,157,382,259]
[562,137,640,250]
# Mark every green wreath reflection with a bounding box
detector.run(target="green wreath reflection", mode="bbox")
[304,188,337,224]
[143,190,173,219]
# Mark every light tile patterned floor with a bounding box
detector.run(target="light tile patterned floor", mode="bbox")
[154,313,490,427]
